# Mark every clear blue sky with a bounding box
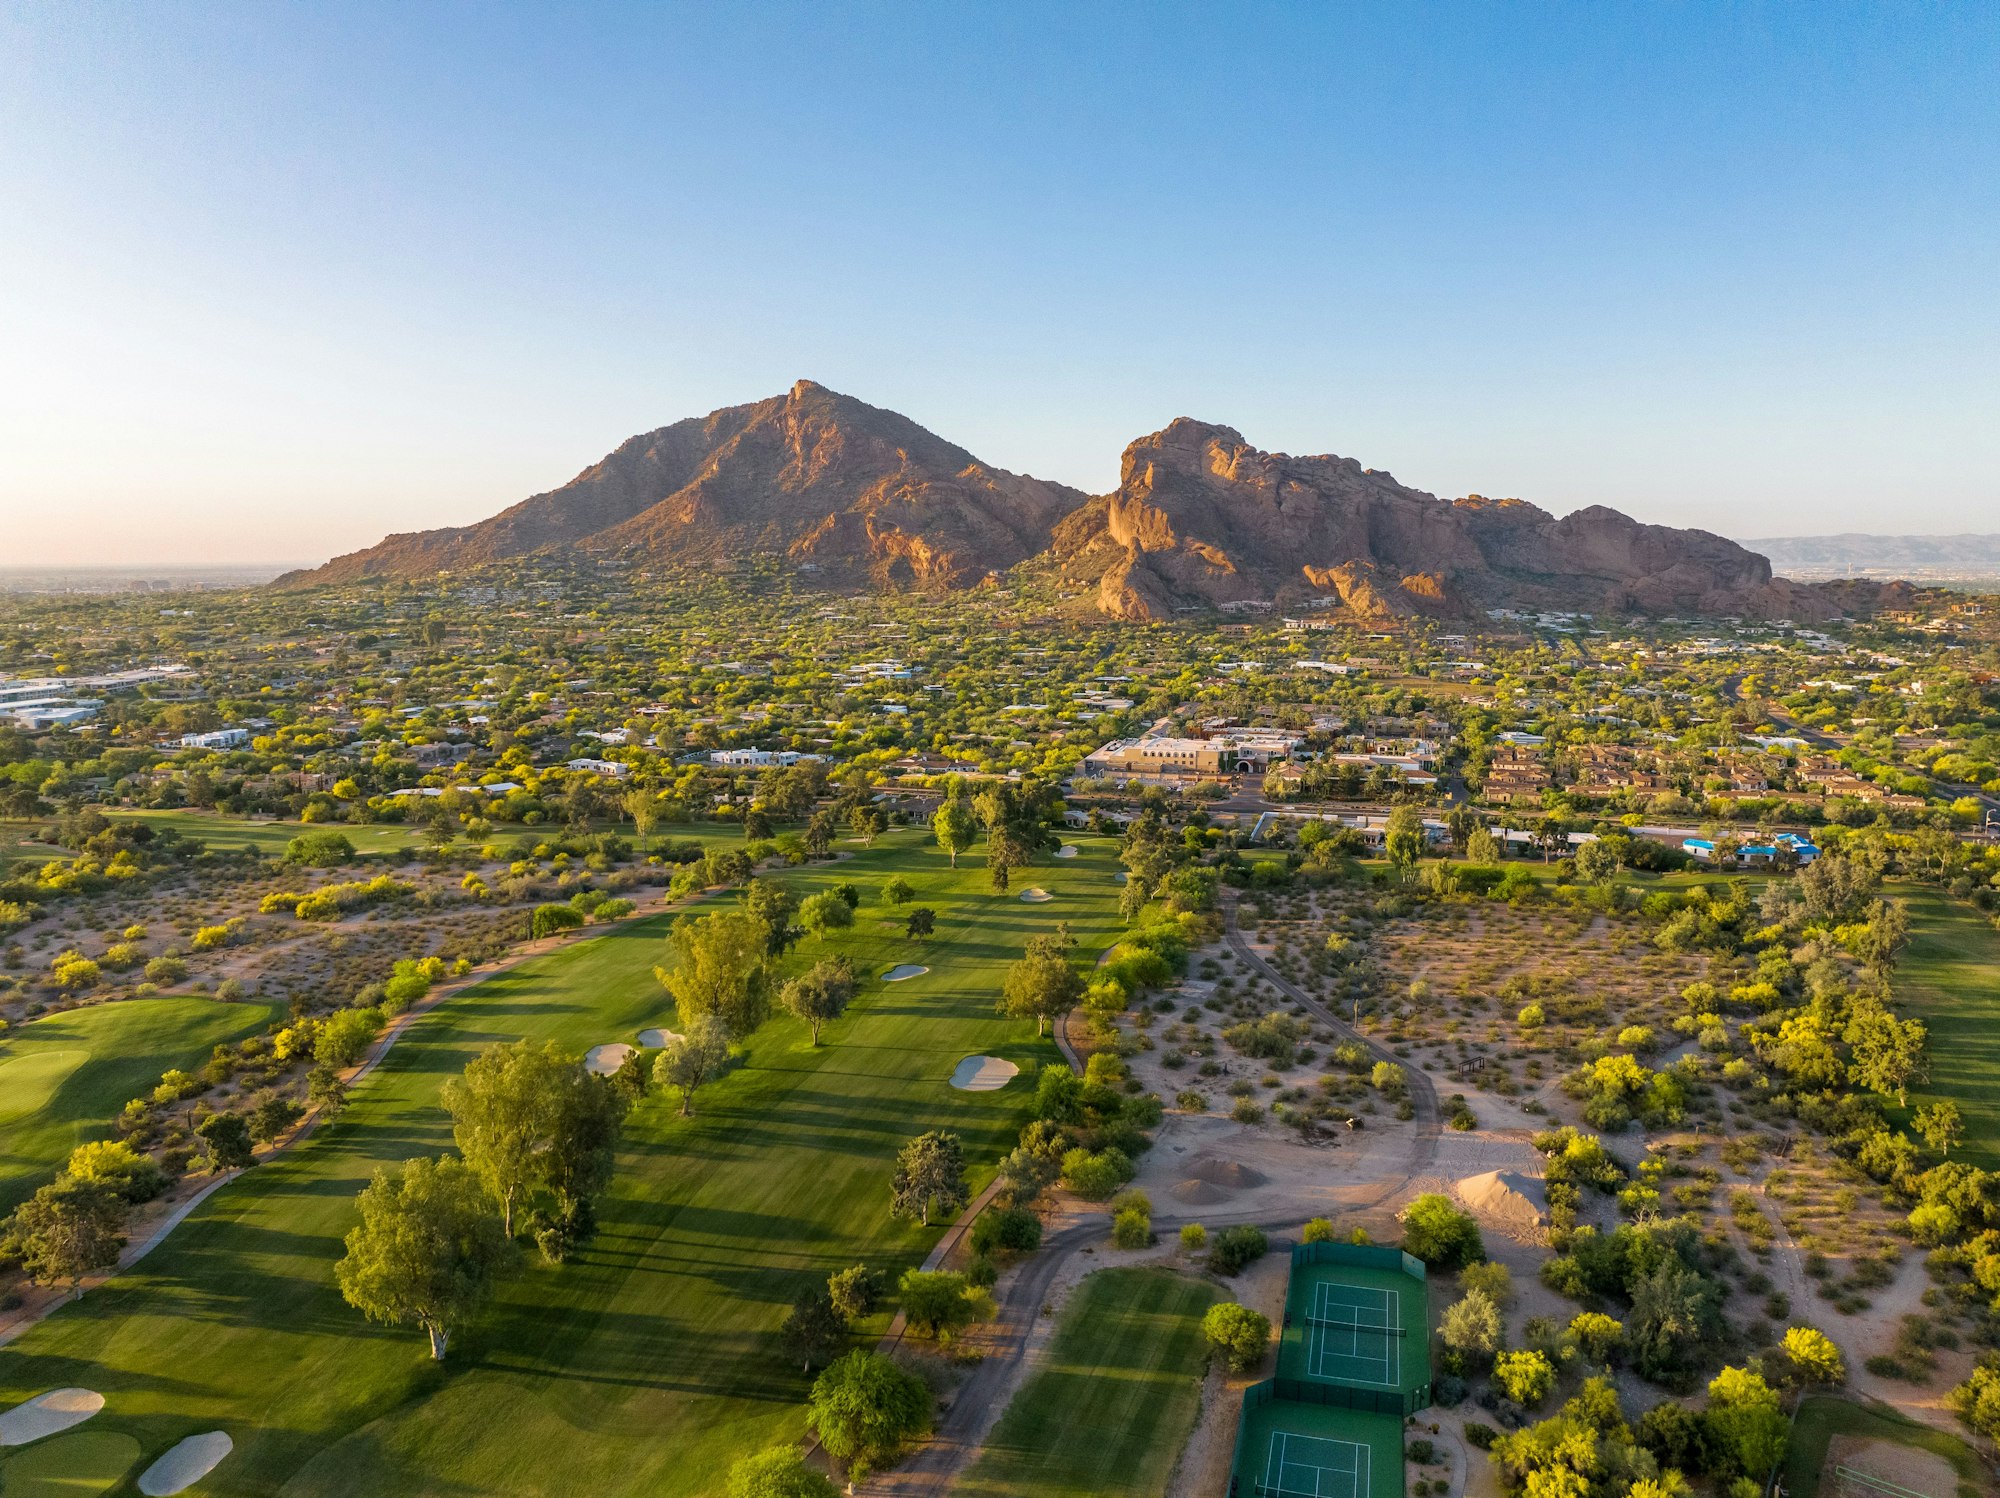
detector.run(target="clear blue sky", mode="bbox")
[2,2,1995,565]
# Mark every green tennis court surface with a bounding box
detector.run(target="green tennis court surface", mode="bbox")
[1279,1260,1429,1402]
[1233,1399,1402,1498]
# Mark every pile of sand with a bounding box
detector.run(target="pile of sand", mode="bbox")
[1455,1170,1548,1229]
[949,1055,1019,1092]
[1186,1155,1265,1189]
[1171,1179,1231,1206]
[139,1431,233,1496]
[636,1028,680,1049]
[0,1388,104,1445]
[583,1043,635,1076]
[1054,846,1079,859]
[1019,888,1053,902]
[882,964,929,982]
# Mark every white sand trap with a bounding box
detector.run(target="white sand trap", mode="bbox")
[1054,845,1079,859]
[949,1055,1019,1092]
[0,1388,104,1445]
[583,1043,635,1076]
[882,964,929,982]
[1114,871,1130,883]
[636,1028,681,1049]
[139,1430,233,1495]
[1455,1169,1548,1229]
[1018,887,1053,902]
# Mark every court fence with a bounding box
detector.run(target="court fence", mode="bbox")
[1225,1377,1429,1497]
[1291,1240,1427,1283]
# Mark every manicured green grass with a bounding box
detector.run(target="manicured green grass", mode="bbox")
[0,997,278,1214]
[1891,888,2000,1168]
[1783,1394,1984,1498]
[957,1268,1218,1498]
[0,831,1124,1498]
[0,1429,143,1498]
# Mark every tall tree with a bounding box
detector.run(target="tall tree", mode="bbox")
[657,910,771,1037]
[742,877,800,955]
[807,1350,932,1483]
[781,957,859,1045]
[1384,804,1425,882]
[798,890,855,943]
[336,1156,511,1361]
[890,1130,967,1227]
[932,796,976,867]
[780,1285,850,1372]
[653,1015,733,1116]
[1914,1100,1964,1157]
[1843,1000,1927,1107]
[623,788,661,852]
[12,1176,125,1298]
[804,810,836,858]
[440,1039,571,1236]
[999,929,1084,1037]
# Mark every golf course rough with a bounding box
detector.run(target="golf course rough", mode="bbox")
[0,832,1125,1498]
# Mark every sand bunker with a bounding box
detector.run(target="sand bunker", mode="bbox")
[139,1431,233,1496]
[949,1055,1019,1092]
[0,1388,104,1445]
[882,964,929,982]
[1455,1170,1548,1229]
[583,1043,635,1076]
[1171,1179,1231,1206]
[1054,845,1079,859]
[1019,887,1053,902]
[1186,1155,1265,1189]
[635,1028,680,1049]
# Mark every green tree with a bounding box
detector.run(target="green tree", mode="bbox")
[999,930,1084,1037]
[1780,1325,1846,1387]
[1843,1001,1927,1107]
[440,1039,574,1236]
[12,1175,125,1298]
[882,875,916,906]
[804,810,835,858]
[335,1155,510,1360]
[1914,1100,1964,1157]
[657,909,771,1037]
[807,1350,932,1482]
[742,878,800,955]
[827,1264,880,1320]
[1384,804,1425,883]
[1494,1349,1557,1406]
[653,1014,733,1116]
[933,795,977,867]
[780,1285,850,1372]
[897,1269,993,1341]
[725,1448,839,1498]
[531,902,586,940]
[890,1130,967,1227]
[798,890,855,943]
[623,788,661,851]
[197,1111,255,1171]
[1465,823,1499,864]
[1402,1193,1485,1269]
[1573,837,1620,885]
[780,957,859,1045]
[1202,1301,1272,1372]
[1568,1311,1625,1362]
[1703,1365,1788,1478]
[905,906,936,939]
[1441,1288,1503,1365]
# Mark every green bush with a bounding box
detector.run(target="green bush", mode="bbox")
[1209,1224,1268,1275]
[1060,1147,1134,1200]
[1202,1301,1272,1371]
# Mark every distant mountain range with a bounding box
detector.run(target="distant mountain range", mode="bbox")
[284,382,1913,621]
[1740,533,2000,580]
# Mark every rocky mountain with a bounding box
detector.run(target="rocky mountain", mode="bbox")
[286,381,1087,590]
[285,385,1897,621]
[1741,533,2000,582]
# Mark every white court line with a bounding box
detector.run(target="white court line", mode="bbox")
[1306,1281,1399,1387]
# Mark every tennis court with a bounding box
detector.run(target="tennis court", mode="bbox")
[1231,1396,1403,1498]
[1302,1281,1401,1387]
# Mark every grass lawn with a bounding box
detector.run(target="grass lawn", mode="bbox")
[956,1268,1218,1498]
[1783,1395,1984,1498]
[0,1429,143,1498]
[1891,889,2000,1168]
[0,996,278,1214]
[0,831,1124,1497]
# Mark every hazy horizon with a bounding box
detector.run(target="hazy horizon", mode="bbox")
[3,4,1996,565]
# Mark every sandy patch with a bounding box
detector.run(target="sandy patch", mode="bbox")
[1187,1155,1265,1190]
[1019,887,1053,902]
[0,1387,104,1445]
[1456,1170,1548,1236]
[1822,1434,1958,1498]
[583,1043,635,1076]
[1054,845,1079,859]
[950,1055,1020,1091]
[882,964,929,982]
[139,1431,233,1496]
[1171,1179,1232,1206]
[635,1028,680,1049]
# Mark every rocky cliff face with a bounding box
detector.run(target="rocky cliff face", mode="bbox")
[286,381,1087,590]
[284,387,1881,621]
[1054,418,1810,620]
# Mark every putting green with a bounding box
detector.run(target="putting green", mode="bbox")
[0,833,1126,1497]
[0,999,278,1215]
[0,1430,142,1497]
[0,1050,91,1126]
